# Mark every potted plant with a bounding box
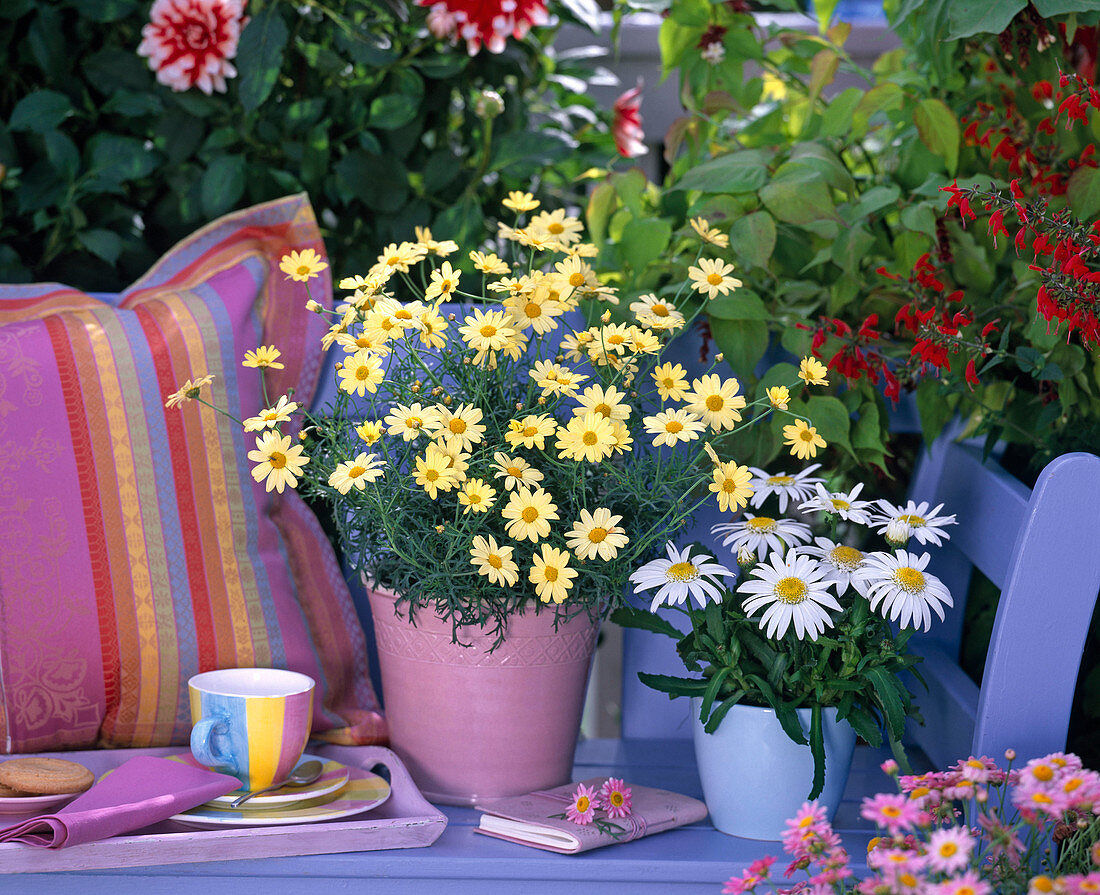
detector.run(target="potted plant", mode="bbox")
[615,466,956,838]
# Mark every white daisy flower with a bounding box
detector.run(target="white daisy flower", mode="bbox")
[798,482,874,525]
[737,551,841,641]
[629,542,735,612]
[710,514,812,561]
[800,536,870,597]
[869,499,957,546]
[852,550,953,632]
[747,464,823,513]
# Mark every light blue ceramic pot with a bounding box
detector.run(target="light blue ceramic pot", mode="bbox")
[691,698,857,840]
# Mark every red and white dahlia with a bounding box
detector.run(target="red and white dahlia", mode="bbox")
[418,0,549,55]
[612,82,647,158]
[138,0,247,95]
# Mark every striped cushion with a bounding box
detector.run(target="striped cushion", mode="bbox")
[0,194,385,751]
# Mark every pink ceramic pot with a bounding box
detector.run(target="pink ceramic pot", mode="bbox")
[367,585,599,806]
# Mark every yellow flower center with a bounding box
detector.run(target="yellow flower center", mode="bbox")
[747,517,776,532]
[488,554,503,569]
[263,411,279,421]
[899,874,919,889]
[607,334,626,345]
[348,465,366,478]
[939,842,957,857]
[767,475,794,485]
[544,566,559,582]
[522,426,538,437]
[666,562,698,582]
[956,887,976,895]
[661,377,676,389]
[830,546,863,569]
[269,452,287,470]
[651,304,669,317]
[480,324,498,338]
[666,420,684,434]
[830,499,850,510]
[575,794,589,811]
[525,302,542,318]
[356,366,370,380]
[449,419,467,434]
[588,527,608,544]
[705,395,724,411]
[775,577,808,604]
[548,222,565,235]
[800,429,816,442]
[582,431,598,446]
[395,309,413,320]
[722,478,740,493]
[1032,793,1054,804]
[407,416,423,429]
[356,336,372,347]
[522,507,540,523]
[707,272,723,286]
[296,265,311,276]
[894,567,926,592]
[569,272,586,287]
[1033,878,1054,894]
[1032,765,1054,782]
[507,466,522,478]
[900,513,926,527]
[425,469,439,482]
[594,402,611,417]
[440,281,453,293]
[609,791,624,806]
[467,493,483,505]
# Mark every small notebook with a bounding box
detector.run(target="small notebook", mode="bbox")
[474,777,708,854]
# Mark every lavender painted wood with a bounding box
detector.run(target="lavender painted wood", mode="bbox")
[0,744,445,874]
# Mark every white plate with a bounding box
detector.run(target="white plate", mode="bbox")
[0,791,80,815]
[168,764,390,829]
[170,753,351,809]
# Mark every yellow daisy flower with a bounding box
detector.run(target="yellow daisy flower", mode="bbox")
[414,444,460,498]
[434,441,470,484]
[492,452,545,491]
[577,383,631,422]
[628,327,661,355]
[469,251,510,275]
[608,419,634,454]
[504,413,557,451]
[279,248,328,282]
[643,409,706,447]
[338,349,385,397]
[685,374,747,432]
[502,191,540,213]
[528,209,584,246]
[373,241,427,274]
[164,374,214,409]
[243,395,299,432]
[413,304,449,349]
[327,452,385,494]
[652,362,690,402]
[424,261,461,302]
[783,419,828,460]
[530,360,587,398]
[247,431,310,493]
[710,461,754,513]
[560,329,598,363]
[374,297,423,332]
[470,535,520,587]
[241,345,285,369]
[798,356,830,386]
[428,402,485,453]
[689,217,730,248]
[767,385,790,410]
[502,486,559,542]
[334,331,391,357]
[553,255,592,295]
[688,258,742,300]
[529,544,577,604]
[458,478,496,515]
[629,294,685,331]
[355,420,384,445]
[413,226,458,257]
[458,308,517,355]
[566,508,629,561]
[503,286,564,335]
[487,274,534,297]
[556,412,616,464]
[384,402,439,442]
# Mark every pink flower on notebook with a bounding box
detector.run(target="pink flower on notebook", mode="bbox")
[566,783,598,825]
[599,778,632,819]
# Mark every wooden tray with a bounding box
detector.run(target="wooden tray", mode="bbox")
[0,743,446,873]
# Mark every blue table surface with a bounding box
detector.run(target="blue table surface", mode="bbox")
[7,738,914,894]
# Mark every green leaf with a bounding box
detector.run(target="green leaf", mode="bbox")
[900,202,938,238]
[803,395,855,460]
[914,98,959,176]
[434,197,483,250]
[77,228,122,264]
[8,90,72,133]
[1068,166,1100,221]
[841,706,883,747]
[705,693,743,733]
[814,0,840,31]
[1034,0,1100,12]
[852,82,903,135]
[727,212,776,270]
[709,317,769,379]
[760,178,838,226]
[76,0,141,22]
[946,0,1024,38]
[670,150,770,194]
[830,225,875,274]
[369,94,419,131]
[43,131,79,181]
[821,87,862,138]
[658,18,700,75]
[700,666,731,722]
[707,289,768,321]
[609,606,683,640]
[235,7,288,113]
[808,704,826,799]
[586,182,618,248]
[915,377,954,450]
[638,672,709,698]
[620,217,672,273]
[200,154,246,219]
[87,134,160,188]
[866,667,907,738]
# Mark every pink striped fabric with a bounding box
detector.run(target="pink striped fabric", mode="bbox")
[0,195,386,752]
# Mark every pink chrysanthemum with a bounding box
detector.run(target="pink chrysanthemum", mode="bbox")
[781,801,838,861]
[722,870,764,894]
[566,782,597,825]
[927,827,974,874]
[417,0,549,55]
[599,778,633,819]
[936,869,992,895]
[860,792,925,836]
[137,0,246,95]
[612,83,647,158]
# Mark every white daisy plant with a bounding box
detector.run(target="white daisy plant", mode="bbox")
[710,513,812,560]
[747,464,824,513]
[629,542,735,612]
[737,551,842,640]
[798,481,874,526]
[853,550,954,632]
[869,499,957,547]
[800,536,871,597]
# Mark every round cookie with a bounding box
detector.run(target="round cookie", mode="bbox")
[0,782,29,797]
[0,758,94,795]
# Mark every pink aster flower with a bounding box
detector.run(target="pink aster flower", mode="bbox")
[417,0,549,55]
[927,827,974,874]
[566,782,597,825]
[781,801,840,862]
[137,0,246,95]
[612,82,647,159]
[860,792,925,836]
[599,777,633,819]
[936,870,992,895]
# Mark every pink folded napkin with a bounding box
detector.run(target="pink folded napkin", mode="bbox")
[0,756,240,847]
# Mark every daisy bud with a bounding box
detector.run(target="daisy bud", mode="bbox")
[306,299,322,313]
[880,759,899,776]
[410,383,420,393]
[474,88,505,120]
[601,310,611,323]
[538,396,547,405]
[334,362,343,370]
[885,517,912,548]
[443,395,453,405]
[1005,749,1016,761]
[736,546,756,571]
[715,352,724,362]
[435,524,445,533]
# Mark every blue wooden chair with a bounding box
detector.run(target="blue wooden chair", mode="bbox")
[16,440,1100,893]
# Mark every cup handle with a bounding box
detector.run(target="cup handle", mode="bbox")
[191,714,233,770]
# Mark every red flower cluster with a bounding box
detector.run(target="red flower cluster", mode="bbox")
[419,0,549,55]
[805,314,900,402]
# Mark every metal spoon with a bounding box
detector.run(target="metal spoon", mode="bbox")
[229,759,325,808]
